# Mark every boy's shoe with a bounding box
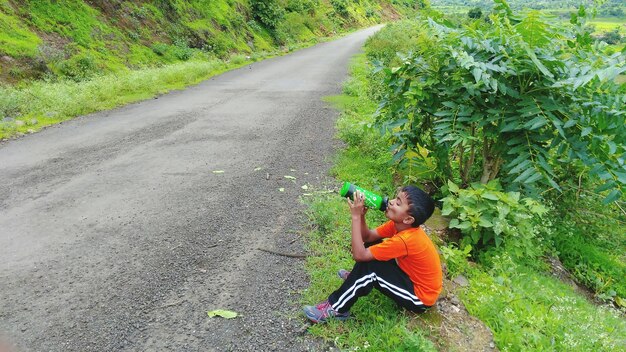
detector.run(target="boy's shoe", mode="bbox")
[303,300,350,323]
[337,269,351,280]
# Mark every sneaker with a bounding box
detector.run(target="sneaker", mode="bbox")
[337,269,351,280]
[303,300,350,323]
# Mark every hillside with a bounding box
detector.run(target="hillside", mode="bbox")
[0,0,421,84]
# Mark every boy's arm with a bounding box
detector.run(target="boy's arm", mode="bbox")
[349,191,375,262]
[360,215,382,243]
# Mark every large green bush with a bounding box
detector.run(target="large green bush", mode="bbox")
[374,0,626,203]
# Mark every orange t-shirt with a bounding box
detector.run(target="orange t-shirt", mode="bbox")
[368,220,442,306]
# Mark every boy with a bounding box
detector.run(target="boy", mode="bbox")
[303,186,442,323]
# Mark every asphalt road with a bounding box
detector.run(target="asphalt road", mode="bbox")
[0,25,383,351]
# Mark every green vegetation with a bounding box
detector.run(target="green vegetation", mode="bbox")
[459,257,626,351]
[304,1,626,350]
[0,0,423,139]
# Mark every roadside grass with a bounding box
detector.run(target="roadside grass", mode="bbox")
[459,256,626,351]
[304,47,626,350]
[588,17,626,34]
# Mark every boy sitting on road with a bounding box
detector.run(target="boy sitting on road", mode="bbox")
[304,186,442,323]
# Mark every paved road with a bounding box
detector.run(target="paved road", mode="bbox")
[0,26,383,351]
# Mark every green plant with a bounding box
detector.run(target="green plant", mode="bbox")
[173,38,193,61]
[250,0,285,30]
[331,0,350,17]
[55,53,98,81]
[151,42,168,56]
[461,259,626,351]
[440,243,472,277]
[468,7,482,19]
[375,1,626,203]
[441,179,548,258]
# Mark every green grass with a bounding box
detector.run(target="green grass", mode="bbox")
[0,23,377,140]
[0,0,421,138]
[0,1,41,57]
[589,17,626,34]
[460,257,626,351]
[547,190,626,305]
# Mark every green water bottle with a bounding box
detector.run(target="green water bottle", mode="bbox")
[340,182,388,211]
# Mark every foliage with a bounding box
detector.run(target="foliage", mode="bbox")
[0,3,41,57]
[374,1,626,204]
[53,52,99,82]
[0,59,229,139]
[250,0,285,30]
[468,6,483,18]
[308,48,626,352]
[546,187,626,306]
[598,28,623,45]
[331,0,351,17]
[441,179,548,258]
[0,0,415,86]
[439,243,472,277]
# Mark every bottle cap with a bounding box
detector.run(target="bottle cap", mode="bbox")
[339,182,351,197]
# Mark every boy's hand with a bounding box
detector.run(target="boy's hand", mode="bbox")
[347,190,366,217]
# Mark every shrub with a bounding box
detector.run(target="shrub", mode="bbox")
[374,3,626,203]
[151,42,168,56]
[441,179,548,259]
[250,0,285,30]
[55,53,98,81]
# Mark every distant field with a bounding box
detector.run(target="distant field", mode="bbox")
[588,17,626,34]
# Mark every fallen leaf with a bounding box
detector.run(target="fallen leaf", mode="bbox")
[207,309,238,319]
[284,175,296,180]
[254,167,262,171]
[302,193,313,196]
[212,170,225,174]
[301,185,309,190]
[279,188,285,192]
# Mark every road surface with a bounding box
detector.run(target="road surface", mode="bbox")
[0,26,383,351]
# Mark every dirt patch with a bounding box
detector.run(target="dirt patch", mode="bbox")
[379,2,401,21]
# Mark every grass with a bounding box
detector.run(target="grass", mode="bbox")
[460,257,626,351]
[547,190,626,304]
[588,17,626,34]
[0,1,420,139]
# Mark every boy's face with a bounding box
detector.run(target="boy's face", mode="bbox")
[385,191,414,226]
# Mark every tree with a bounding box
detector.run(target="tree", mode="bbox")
[375,1,626,203]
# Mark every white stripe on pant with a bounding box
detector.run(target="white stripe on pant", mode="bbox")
[327,259,427,313]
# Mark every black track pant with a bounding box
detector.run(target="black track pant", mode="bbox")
[327,259,429,314]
